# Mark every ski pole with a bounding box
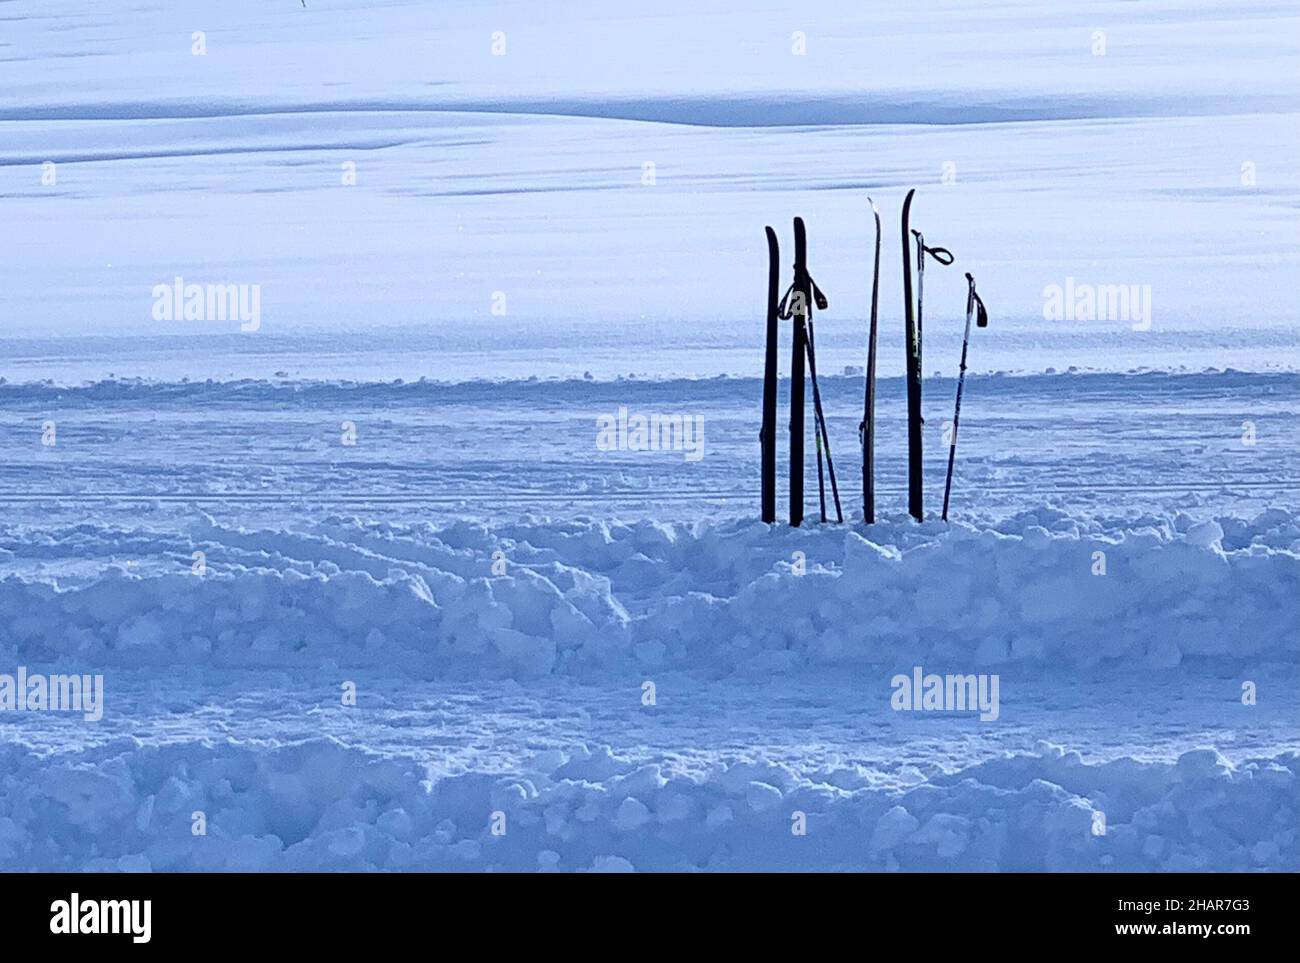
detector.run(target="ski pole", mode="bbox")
[911,229,954,376]
[941,272,988,522]
[805,318,843,523]
[809,321,828,523]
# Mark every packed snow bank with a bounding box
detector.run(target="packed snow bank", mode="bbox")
[2,508,1295,675]
[1,736,1294,871]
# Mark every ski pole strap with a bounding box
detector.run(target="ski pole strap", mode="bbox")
[777,271,829,319]
[912,230,954,267]
[777,283,795,319]
[810,276,829,310]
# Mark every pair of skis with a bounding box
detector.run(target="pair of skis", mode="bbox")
[859,194,930,525]
[760,218,842,527]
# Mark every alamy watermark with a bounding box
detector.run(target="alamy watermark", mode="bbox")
[0,666,104,722]
[50,894,150,943]
[596,406,705,462]
[1042,277,1151,330]
[890,666,1000,721]
[152,276,261,331]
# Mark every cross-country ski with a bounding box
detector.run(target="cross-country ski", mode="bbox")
[760,226,780,524]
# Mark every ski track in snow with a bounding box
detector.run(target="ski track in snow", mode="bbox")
[0,371,1294,521]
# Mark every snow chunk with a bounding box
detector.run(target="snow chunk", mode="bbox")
[870,806,920,852]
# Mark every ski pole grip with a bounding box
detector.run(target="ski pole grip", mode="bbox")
[965,275,988,328]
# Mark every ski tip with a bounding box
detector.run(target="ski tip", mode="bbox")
[765,225,777,239]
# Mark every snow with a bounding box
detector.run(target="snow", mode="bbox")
[0,0,1296,872]
[2,504,1296,673]
[1,733,1294,872]
[1,497,1296,870]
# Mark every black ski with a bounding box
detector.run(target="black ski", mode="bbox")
[860,197,882,524]
[761,226,780,524]
[787,226,807,527]
[779,217,840,525]
[900,189,922,521]
[900,191,953,522]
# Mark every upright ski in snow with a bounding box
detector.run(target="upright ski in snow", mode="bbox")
[900,190,953,522]
[779,217,841,525]
[761,226,780,524]
[786,224,808,527]
[900,189,922,520]
[860,198,882,524]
